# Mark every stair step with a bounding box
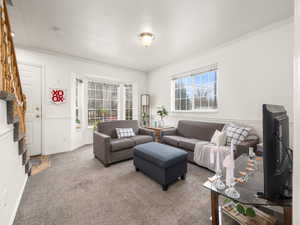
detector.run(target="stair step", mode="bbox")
[13,120,19,142]
[22,150,30,165]
[17,132,25,142]
[18,138,26,155]
[13,120,25,142]
[12,116,19,124]
[6,100,14,124]
[0,91,15,101]
[25,161,32,175]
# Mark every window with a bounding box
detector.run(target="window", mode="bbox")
[124,84,133,120]
[172,65,217,112]
[75,78,83,124]
[88,81,119,126]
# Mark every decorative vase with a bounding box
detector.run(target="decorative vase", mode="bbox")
[159,119,165,128]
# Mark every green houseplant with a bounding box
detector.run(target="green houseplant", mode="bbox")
[93,109,108,131]
[141,112,149,126]
[223,198,256,217]
[157,105,168,128]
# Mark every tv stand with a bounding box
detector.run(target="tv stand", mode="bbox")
[203,154,292,225]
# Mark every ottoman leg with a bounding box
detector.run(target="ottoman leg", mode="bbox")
[162,184,168,191]
[181,173,186,180]
[135,167,140,172]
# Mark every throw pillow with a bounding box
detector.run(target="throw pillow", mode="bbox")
[224,123,251,146]
[210,130,227,146]
[116,128,136,138]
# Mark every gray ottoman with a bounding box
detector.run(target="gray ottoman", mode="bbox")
[133,142,188,191]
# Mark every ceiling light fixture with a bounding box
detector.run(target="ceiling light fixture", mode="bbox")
[139,32,155,47]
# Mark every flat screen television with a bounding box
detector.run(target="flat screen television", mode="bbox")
[262,104,292,200]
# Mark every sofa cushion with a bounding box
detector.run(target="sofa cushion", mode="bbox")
[110,138,135,152]
[134,142,188,168]
[116,128,136,138]
[177,120,224,141]
[161,135,184,147]
[130,135,153,145]
[178,138,208,151]
[98,120,139,138]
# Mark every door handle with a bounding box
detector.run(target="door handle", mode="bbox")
[36,115,40,118]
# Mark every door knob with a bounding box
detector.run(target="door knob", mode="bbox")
[36,115,40,118]
[36,107,40,111]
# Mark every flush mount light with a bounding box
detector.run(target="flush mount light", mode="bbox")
[139,32,155,47]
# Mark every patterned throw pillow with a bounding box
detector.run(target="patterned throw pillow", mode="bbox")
[116,128,136,138]
[224,124,251,146]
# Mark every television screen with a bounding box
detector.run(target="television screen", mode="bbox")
[262,104,291,200]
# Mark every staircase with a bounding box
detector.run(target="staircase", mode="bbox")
[0,0,31,175]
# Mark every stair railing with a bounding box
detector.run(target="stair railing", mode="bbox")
[0,0,26,134]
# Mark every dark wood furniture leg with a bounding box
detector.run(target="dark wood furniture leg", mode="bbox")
[211,191,219,225]
[181,173,186,180]
[283,207,292,225]
[162,184,168,191]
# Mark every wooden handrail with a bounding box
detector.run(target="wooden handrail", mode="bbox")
[0,0,26,133]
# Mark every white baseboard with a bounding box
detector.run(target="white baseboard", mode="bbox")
[9,175,28,225]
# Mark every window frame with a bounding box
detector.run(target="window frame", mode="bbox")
[86,78,135,127]
[75,78,83,127]
[124,84,133,120]
[87,80,121,126]
[171,65,219,113]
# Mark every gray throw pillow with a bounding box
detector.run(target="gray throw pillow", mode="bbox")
[224,123,251,146]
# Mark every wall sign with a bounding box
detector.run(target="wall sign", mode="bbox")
[49,88,67,104]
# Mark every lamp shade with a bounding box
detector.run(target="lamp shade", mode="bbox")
[141,95,149,106]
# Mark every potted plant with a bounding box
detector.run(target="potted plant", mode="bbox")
[223,198,256,217]
[93,120,100,131]
[157,105,168,128]
[141,112,149,127]
[93,109,108,131]
[75,118,81,129]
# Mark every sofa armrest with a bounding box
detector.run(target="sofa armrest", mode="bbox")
[234,138,259,159]
[160,128,177,137]
[93,131,111,166]
[139,128,156,140]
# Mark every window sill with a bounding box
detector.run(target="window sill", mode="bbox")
[171,109,219,113]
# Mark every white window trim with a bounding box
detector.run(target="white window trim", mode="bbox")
[170,65,219,113]
[85,76,136,128]
[74,78,84,130]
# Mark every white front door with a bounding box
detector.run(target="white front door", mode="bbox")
[19,64,42,156]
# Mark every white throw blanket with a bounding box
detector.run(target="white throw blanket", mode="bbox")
[194,142,231,172]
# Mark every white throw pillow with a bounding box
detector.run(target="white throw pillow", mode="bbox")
[116,128,135,138]
[210,130,227,146]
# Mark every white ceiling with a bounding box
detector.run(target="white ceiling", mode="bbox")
[8,0,293,72]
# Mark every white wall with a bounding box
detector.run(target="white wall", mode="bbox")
[0,101,27,225]
[147,20,294,139]
[294,1,300,224]
[15,48,147,155]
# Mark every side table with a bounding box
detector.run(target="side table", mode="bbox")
[146,127,173,142]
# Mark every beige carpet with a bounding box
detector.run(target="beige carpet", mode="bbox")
[14,145,234,225]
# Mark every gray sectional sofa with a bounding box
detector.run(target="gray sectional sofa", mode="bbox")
[93,120,155,167]
[161,120,259,163]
